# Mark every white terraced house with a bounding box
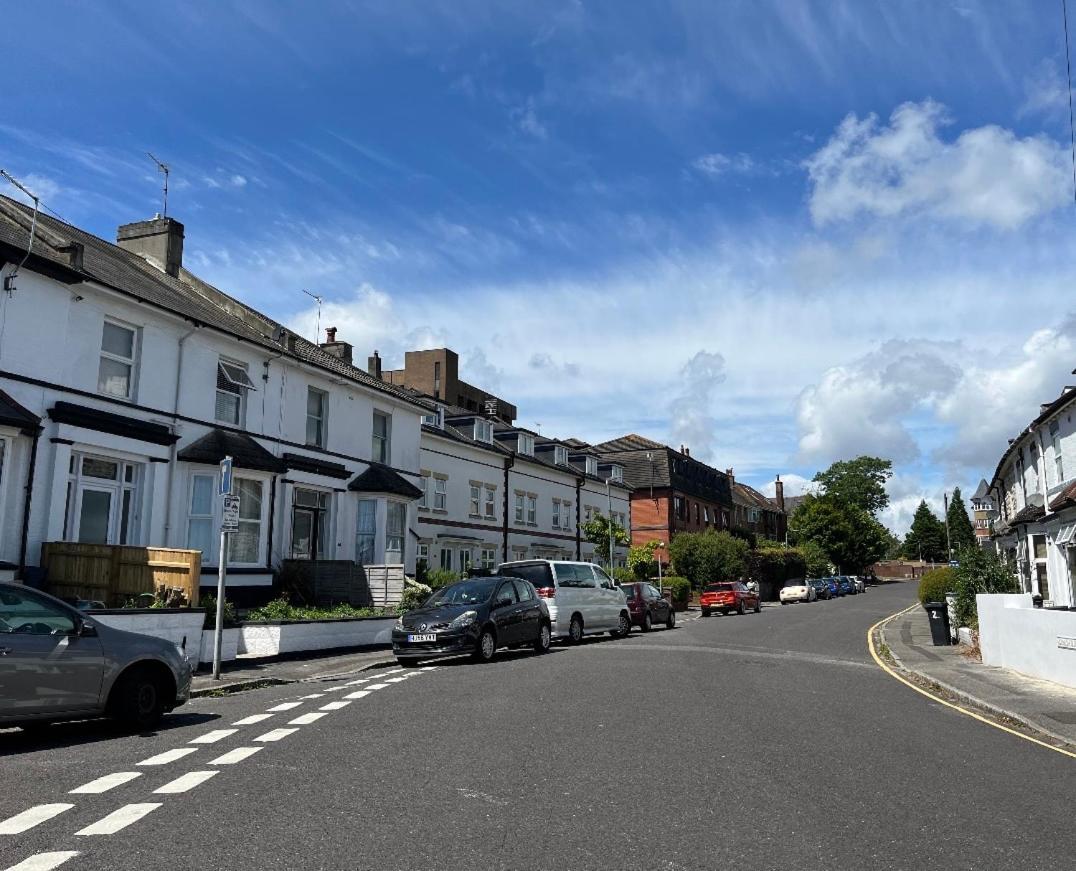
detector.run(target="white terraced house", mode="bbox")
[415,407,632,575]
[988,376,1076,607]
[0,195,427,605]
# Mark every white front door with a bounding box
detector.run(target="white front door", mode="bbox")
[75,485,115,545]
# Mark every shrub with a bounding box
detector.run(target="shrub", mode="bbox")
[951,548,1019,629]
[399,578,432,612]
[917,567,954,604]
[662,576,691,605]
[425,569,460,590]
[747,544,807,589]
[627,542,660,579]
[246,597,389,621]
[611,567,635,584]
[668,530,749,589]
[200,594,238,630]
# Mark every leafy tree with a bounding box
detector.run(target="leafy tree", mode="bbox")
[668,530,749,589]
[627,541,660,579]
[789,495,890,573]
[902,500,947,563]
[581,514,629,565]
[799,539,832,577]
[946,487,977,555]
[812,456,893,517]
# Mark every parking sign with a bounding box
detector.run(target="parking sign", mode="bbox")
[219,456,233,496]
[221,494,240,531]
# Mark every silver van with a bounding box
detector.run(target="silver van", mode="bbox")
[0,582,194,730]
[498,560,630,642]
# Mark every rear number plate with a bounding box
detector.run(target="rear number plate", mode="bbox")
[407,634,436,643]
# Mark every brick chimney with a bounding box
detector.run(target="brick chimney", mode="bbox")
[681,445,690,457]
[774,474,785,512]
[116,216,184,277]
[319,326,354,365]
[725,467,735,488]
[367,350,383,380]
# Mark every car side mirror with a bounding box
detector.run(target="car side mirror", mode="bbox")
[78,621,97,638]
[495,597,513,609]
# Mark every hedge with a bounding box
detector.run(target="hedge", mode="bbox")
[662,576,691,605]
[917,567,954,604]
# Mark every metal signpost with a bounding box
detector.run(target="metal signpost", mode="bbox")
[213,456,238,680]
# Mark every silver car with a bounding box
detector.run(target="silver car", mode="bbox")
[0,582,193,731]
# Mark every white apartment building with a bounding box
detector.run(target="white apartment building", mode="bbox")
[0,197,426,603]
[989,379,1076,607]
[415,410,632,574]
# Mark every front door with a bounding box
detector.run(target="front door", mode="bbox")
[76,486,115,544]
[292,489,330,560]
[0,587,105,716]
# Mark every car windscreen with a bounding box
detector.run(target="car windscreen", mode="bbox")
[704,583,734,593]
[427,579,499,605]
[499,563,553,588]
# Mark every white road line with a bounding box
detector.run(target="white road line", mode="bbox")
[75,803,161,836]
[189,728,238,745]
[153,771,218,794]
[137,747,198,766]
[267,702,303,712]
[288,712,327,725]
[364,683,389,690]
[342,678,371,686]
[385,677,408,683]
[2,851,80,871]
[0,804,73,835]
[208,746,263,765]
[299,693,324,699]
[70,772,142,794]
[254,728,298,742]
[321,686,344,692]
[422,666,438,670]
[233,714,273,726]
[319,701,352,711]
[344,690,370,700]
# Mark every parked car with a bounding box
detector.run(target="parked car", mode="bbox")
[619,582,675,631]
[844,575,861,595]
[700,581,761,616]
[852,575,866,593]
[392,576,551,665]
[823,577,840,598]
[808,578,832,600]
[498,560,631,642]
[0,582,193,731]
[779,580,816,604]
[834,577,852,596]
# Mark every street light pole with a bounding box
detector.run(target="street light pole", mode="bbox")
[943,491,952,562]
[606,478,614,572]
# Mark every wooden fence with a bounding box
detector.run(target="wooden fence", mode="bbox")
[40,542,202,607]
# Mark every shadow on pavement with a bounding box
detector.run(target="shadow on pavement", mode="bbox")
[0,710,221,755]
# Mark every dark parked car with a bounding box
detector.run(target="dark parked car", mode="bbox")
[842,575,859,595]
[823,577,840,598]
[700,581,761,616]
[392,576,551,666]
[0,582,193,730]
[834,577,852,596]
[619,582,675,631]
[808,578,832,600]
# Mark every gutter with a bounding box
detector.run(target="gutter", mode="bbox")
[16,427,42,578]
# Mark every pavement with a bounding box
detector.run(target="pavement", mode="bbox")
[880,604,1076,747]
[2,581,1074,870]
[190,647,394,696]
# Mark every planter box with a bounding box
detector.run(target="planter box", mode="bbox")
[90,609,206,656]
[199,628,240,665]
[238,617,396,658]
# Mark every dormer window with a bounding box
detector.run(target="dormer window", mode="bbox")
[609,464,624,483]
[474,419,493,443]
[422,407,443,429]
[585,456,598,476]
[555,445,568,466]
[518,433,534,456]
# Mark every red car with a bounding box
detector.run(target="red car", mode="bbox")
[700,581,761,616]
[618,582,676,631]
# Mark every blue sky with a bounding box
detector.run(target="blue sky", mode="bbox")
[3,1,1076,532]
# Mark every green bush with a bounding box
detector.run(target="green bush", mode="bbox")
[662,576,691,605]
[668,530,749,589]
[200,594,238,629]
[246,597,389,621]
[917,567,954,604]
[951,548,1019,629]
[399,579,432,612]
[611,567,635,584]
[425,569,460,590]
[627,542,660,579]
[747,544,807,588]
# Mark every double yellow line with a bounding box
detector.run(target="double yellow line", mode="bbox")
[867,605,1076,761]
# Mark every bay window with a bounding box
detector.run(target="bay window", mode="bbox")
[230,477,264,564]
[356,499,376,564]
[386,501,406,564]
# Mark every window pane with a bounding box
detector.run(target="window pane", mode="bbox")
[119,489,134,544]
[98,357,131,398]
[387,502,405,535]
[236,479,263,519]
[357,500,376,534]
[188,517,213,556]
[231,522,260,563]
[102,321,134,358]
[77,490,112,544]
[82,457,119,480]
[307,389,323,416]
[306,416,322,446]
[216,391,240,424]
[190,475,214,515]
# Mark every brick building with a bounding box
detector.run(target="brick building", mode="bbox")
[382,348,517,423]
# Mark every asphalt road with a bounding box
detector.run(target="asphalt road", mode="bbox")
[2,582,1073,871]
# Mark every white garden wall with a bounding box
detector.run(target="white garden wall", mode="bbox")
[238,617,396,657]
[91,610,205,656]
[977,593,1076,690]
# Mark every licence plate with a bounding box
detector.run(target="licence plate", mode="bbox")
[407,634,436,643]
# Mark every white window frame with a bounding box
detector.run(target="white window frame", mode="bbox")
[554,445,568,466]
[518,433,534,456]
[186,472,216,560]
[609,465,624,483]
[552,498,562,529]
[98,318,139,401]
[306,386,328,448]
[434,476,447,511]
[418,472,431,510]
[229,475,267,566]
[216,357,255,427]
[1050,420,1064,484]
[585,456,598,476]
[484,485,496,519]
[514,490,525,524]
[64,452,143,546]
[417,542,430,567]
[469,483,481,517]
[440,546,453,571]
[474,419,493,443]
[526,493,537,526]
[385,500,407,564]
[372,411,391,465]
[356,498,377,565]
[480,545,497,569]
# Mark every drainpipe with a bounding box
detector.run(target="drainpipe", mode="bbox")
[501,452,515,562]
[575,476,583,560]
[162,326,198,545]
[16,428,42,579]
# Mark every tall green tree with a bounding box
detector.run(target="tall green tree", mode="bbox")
[812,456,893,517]
[581,514,629,565]
[902,500,948,562]
[945,487,977,555]
[789,496,890,573]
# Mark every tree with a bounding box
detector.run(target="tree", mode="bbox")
[627,541,660,579]
[668,530,749,589]
[581,514,629,565]
[812,456,893,517]
[902,500,947,563]
[789,495,890,573]
[799,539,832,577]
[946,487,977,555]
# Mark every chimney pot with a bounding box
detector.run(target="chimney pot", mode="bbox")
[326,326,337,343]
[367,350,383,380]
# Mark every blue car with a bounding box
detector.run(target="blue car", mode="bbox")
[834,576,852,596]
[823,577,839,598]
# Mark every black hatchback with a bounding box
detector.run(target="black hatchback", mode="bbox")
[392,576,552,666]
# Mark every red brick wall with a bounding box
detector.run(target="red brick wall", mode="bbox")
[630,493,670,546]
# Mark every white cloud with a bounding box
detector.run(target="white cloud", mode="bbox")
[512,98,548,139]
[0,172,62,206]
[1019,60,1069,119]
[529,352,580,378]
[760,473,817,499]
[692,152,755,178]
[804,99,1070,229]
[668,351,727,462]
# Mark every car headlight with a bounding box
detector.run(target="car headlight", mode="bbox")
[448,610,477,630]
[394,616,405,631]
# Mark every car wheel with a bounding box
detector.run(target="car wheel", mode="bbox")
[398,657,422,668]
[737,600,746,615]
[780,600,786,605]
[701,608,711,617]
[473,628,497,663]
[641,611,652,632]
[666,609,675,629]
[568,615,584,644]
[610,611,631,638]
[533,622,552,654]
[110,665,166,730]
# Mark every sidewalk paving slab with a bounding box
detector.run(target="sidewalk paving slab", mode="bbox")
[881,606,1076,748]
[191,647,394,697]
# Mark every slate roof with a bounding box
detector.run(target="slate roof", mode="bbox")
[0,388,41,434]
[177,429,286,473]
[0,195,426,411]
[733,481,784,515]
[972,478,990,500]
[592,434,731,504]
[1049,481,1076,512]
[348,463,423,498]
[1009,503,1046,525]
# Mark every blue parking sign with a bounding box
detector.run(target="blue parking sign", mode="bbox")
[220,456,233,496]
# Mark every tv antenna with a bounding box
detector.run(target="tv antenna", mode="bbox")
[302,288,323,344]
[534,422,542,435]
[147,152,170,217]
[0,168,40,295]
